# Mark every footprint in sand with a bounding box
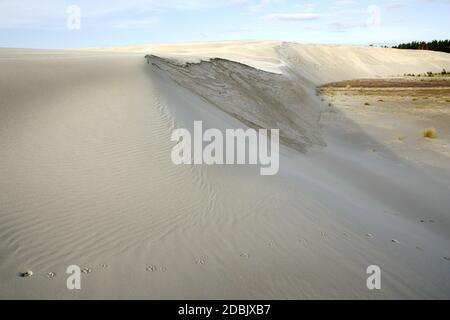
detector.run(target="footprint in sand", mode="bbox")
[146,265,157,272]
[195,257,208,265]
[100,263,108,269]
[366,233,374,239]
[391,239,400,244]
[82,268,92,275]
[46,272,56,279]
[266,240,277,248]
[298,237,309,247]
[240,253,250,259]
[342,233,351,240]
[320,231,329,240]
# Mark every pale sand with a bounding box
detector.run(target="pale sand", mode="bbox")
[1,42,450,299]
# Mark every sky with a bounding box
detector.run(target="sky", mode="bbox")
[0,0,449,49]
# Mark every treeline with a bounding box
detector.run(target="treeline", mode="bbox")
[393,40,450,53]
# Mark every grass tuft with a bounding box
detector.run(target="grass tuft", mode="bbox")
[423,128,437,139]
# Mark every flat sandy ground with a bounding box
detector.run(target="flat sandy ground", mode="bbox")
[1,42,450,299]
[320,77,450,170]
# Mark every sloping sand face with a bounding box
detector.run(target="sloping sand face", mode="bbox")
[1,43,450,299]
[148,55,324,152]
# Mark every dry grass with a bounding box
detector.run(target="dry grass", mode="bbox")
[321,77,450,89]
[423,128,437,139]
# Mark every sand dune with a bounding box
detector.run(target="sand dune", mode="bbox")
[1,42,450,299]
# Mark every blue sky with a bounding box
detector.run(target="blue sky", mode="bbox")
[0,0,449,48]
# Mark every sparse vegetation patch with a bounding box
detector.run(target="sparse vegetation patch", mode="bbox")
[423,128,437,139]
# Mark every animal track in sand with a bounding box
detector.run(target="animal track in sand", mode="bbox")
[82,268,92,274]
[266,240,277,248]
[145,265,167,272]
[100,263,108,269]
[46,272,56,279]
[298,237,309,247]
[391,239,400,244]
[195,256,208,265]
[366,233,374,239]
[240,253,250,259]
[319,231,329,239]
[146,265,157,272]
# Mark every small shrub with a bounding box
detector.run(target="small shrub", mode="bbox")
[423,128,437,139]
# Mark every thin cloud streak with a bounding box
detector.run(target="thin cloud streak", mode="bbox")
[261,13,322,21]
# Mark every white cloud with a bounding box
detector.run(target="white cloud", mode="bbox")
[0,0,248,29]
[335,0,356,5]
[248,0,285,12]
[294,2,318,12]
[328,21,366,32]
[261,13,322,21]
[109,18,158,29]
